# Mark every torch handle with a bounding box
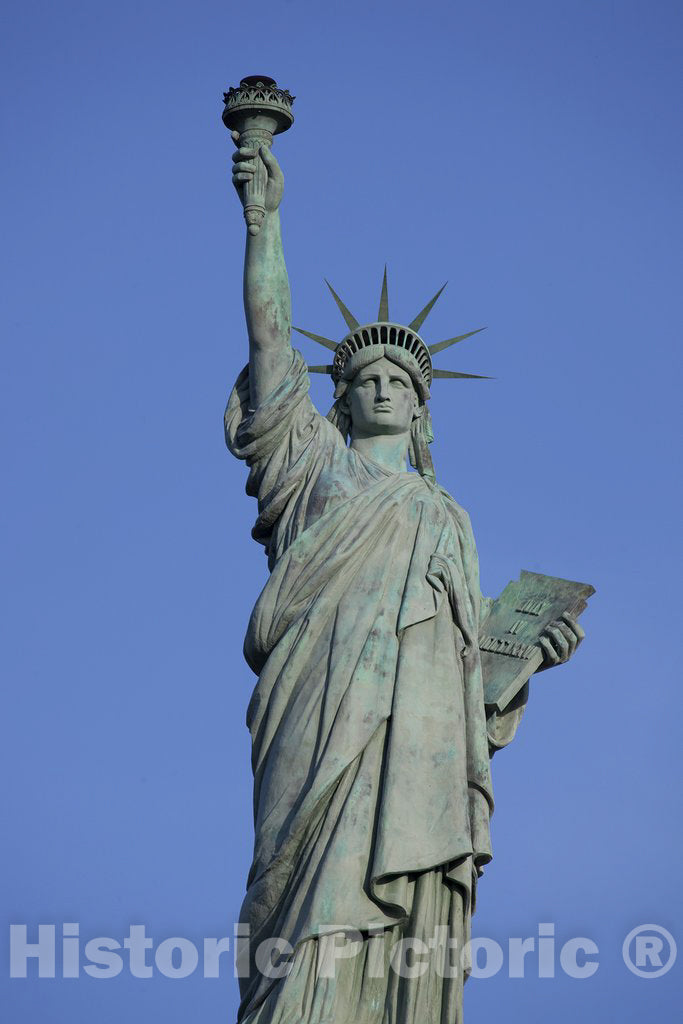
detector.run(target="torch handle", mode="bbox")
[238,127,273,237]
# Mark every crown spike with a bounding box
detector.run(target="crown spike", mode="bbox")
[408,283,447,332]
[307,364,334,374]
[293,326,338,351]
[428,327,486,355]
[325,279,359,330]
[378,265,389,321]
[432,369,493,380]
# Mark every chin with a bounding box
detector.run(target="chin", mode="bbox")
[364,417,409,434]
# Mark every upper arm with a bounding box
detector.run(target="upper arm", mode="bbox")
[249,340,294,409]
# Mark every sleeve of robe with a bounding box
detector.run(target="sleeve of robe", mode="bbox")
[224,348,340,568]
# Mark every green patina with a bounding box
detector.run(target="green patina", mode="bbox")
[222,76,593,1024]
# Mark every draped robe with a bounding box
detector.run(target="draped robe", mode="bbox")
[225,350,527,1024]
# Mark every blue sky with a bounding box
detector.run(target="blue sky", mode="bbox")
[2,1,682,1021]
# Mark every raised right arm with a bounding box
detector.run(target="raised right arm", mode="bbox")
[231,133,292,407]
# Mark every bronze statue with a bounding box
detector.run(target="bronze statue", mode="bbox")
[223,77,590,1024]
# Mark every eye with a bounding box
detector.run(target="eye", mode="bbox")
[390,379,408,388]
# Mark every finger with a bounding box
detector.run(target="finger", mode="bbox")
[232,148,258,162]
[545,625,569,661]
[231,130,241,145]
[259,146,282,176]
[538,635,559,666]
[233,162,258,174]
[553,620,578,657]
[561,612,585,644]
[232,172,254,183]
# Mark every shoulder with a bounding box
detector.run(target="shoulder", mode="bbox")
[436,483,474,530]
[226,348,347,466]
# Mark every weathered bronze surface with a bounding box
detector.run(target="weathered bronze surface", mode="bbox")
[223,77,294,236]
[223,76,593,1024]
[481,571,594,711]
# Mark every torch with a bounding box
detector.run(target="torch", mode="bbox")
[222,76,295,236]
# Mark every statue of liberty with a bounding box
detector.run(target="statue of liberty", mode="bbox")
[223,83,586,1024]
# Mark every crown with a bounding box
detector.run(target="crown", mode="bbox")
[294,268,491,398]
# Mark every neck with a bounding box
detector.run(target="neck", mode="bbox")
[349,431,410,474]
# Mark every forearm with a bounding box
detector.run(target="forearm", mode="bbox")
[244,210,292,406]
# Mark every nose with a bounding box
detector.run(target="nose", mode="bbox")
[375,377,391,402]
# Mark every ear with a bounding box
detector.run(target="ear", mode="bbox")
[339,392,351,416]
[412,395,424,420]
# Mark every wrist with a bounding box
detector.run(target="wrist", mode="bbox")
[246,208,279,244]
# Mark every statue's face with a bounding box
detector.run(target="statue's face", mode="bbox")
[345,357,421,437]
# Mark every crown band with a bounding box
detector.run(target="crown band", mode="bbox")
[333,322,432,398]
